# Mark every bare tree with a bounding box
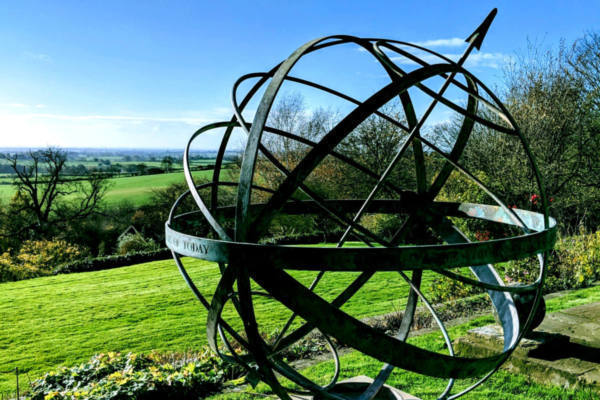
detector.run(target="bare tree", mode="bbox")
[444,36,600,230]
[570,32,600,110]
[254,93,339,196]
[569,32,600,194]
[3,148,109,239]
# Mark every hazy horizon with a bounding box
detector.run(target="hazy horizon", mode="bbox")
[0,146,242,152]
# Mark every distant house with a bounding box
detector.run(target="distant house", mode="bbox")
[118,225,140,241]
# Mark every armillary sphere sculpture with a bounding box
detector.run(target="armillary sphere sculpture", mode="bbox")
[166,8,556,400]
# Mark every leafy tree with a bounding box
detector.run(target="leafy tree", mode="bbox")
[161,156,175,173]
[252,94,425,239]
[131,181,217,242]
[335,102,417,199]
[134,163,148,175]
[569,32,600,196]
[569,32,600,110]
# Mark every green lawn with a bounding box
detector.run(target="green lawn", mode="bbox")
[210,321,600,400]
[209,285,600,400]
[0,169,225,206]
[1,257,599,397]
[296,312,600,400]
[0,257,436,393]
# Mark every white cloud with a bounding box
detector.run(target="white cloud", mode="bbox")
[412,38,466,48]
[15,113,212,125]
[358,37,466,53]
[390,51,513,69]
[466,52,514,68]
[3,106,243,126]
[0,103,47,109]
[23,51,51,62]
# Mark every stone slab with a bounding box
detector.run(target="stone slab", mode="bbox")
[455,302,600,391]
[539,302,600,348]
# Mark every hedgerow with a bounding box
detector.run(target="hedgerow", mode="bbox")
[503,230,600,292]
[53,249,171,275]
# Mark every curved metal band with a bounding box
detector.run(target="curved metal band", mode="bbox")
[245,260,496,379]
[166,202,556,271]
[206,251,347,400]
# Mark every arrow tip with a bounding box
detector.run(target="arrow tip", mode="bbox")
[465,8,497,50]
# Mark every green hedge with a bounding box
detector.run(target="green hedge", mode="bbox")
[259,229,345,245]
[53,232,341,276]
[53,249,172,275]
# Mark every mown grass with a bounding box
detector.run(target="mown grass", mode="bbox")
[1,254,598,396]
[0,256,436,392]
[209,323,600,400]
[209,286,600,400]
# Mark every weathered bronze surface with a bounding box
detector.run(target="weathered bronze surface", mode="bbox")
[166,8,556,399]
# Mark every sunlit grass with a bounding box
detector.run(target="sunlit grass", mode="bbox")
[0,256,435,392]
[208,286,600,400]
[2,249,598,396]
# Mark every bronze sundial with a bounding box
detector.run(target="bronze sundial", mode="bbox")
[166,8,556,399]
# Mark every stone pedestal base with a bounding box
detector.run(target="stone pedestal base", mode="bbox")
[291,375,421,400]
[455,302,600,391]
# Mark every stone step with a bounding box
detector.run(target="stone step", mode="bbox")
[455,302,600,390]
[540,302,600,348]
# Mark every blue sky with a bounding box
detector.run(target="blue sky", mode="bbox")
[1,1,598,150]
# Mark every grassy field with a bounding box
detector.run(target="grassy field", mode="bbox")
[0,257,436,393]
[101,169,220,205]
[59,159,221,169]
[208,300,600,400]
[298,301,600,400]
[0,184,13,203]
[0,169,228,206]
[1,256,599,398]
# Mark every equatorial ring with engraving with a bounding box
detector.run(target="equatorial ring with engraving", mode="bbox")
[166,9,556,399]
